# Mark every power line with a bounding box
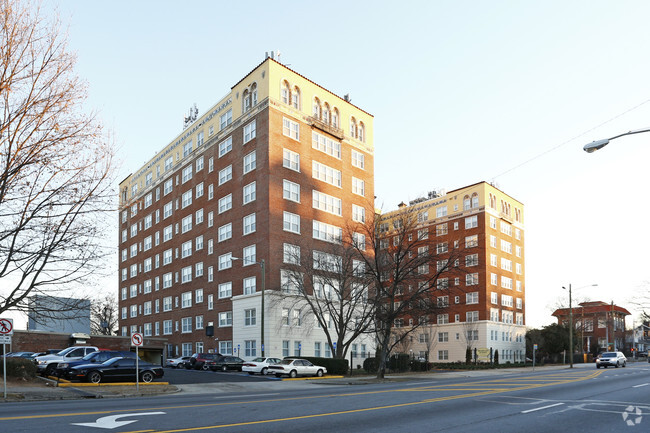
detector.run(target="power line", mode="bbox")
[492,98,650,181]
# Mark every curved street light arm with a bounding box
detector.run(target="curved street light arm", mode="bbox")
[584,127,650,153]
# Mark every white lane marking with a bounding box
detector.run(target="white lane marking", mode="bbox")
[521,403,564,414]
[632,383,649,388]
[72,412,165,430]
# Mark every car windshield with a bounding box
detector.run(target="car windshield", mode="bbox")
[81,351,101,361]
[602,353,615,358]
[252,357,266,362]
[102,357,123,365]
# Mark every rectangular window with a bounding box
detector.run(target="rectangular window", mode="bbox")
[283,180,301,202]
[182,165,192,183]
[182,215,192,233]
[220,109,232,129]
[181,266,192,283]
[218,194,232,213]
[218,223,232,242]
[283,148,300,171]
[465,235,478,248]
[181,291,192,308]
[243,244,256,266]
[352,177,365,196]
[312,190,342,216]
[219,311,232,327]
[283,117,299,140]
[465,254,479,267]
[312,161,342,187]
[243,120,256,143]
[352,204,366,223]
[219,282,232,298]
[466,292,479,304]
[219,165,232,185]
[283,211,300,234]
[243,213,256,235]
[243,182,256,204]
[283,243,300,264]
[243,277,256,295]
[312,220,342,244]
[466,273,479,286]
[218,136,232,157]
[218,253,232,271]
[182,190,192,208]
[245,309,256,326]
[465,215,478,229]
[243,150,256,174]
[351,149,365,169]
[312,131,341,158]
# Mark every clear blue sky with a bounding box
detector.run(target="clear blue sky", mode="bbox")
[42,0,650,328]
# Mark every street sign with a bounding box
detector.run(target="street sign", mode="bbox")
[0,318,13,336]
[0,336,10,344]
[131,333,143,347]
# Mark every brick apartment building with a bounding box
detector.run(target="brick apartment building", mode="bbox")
[118,56,375,360]
[552,301,630,353]
[378,182,526,363]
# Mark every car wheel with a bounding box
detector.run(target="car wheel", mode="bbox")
[202,364,210,371]
[221,365,228,372]
[596,365,600,369]
[141,371,154,383]
[316,369,324,377]
[623,361,626,367]
[45,364,56,376]
[615,361,619,368]
[261,367,268,375]
[88,371,102,384]
[290,370,297,378]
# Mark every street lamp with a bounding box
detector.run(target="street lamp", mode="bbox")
[562,283,598,368]
[232,257,266,356]
[583,127,650,153]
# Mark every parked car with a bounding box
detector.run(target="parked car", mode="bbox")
[596,351,627,368]
[5,352,34,358]
[56,350,137,379]
[69,357,164,383]
[165,356,191,368]
[186,353,221,370]
[268,359,327,378]
[33,346,99,376]
[242,357,282,375]
[207,356,244,372]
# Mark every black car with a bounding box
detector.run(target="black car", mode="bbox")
[56,350,137,379]
[69,357,164,383]
[207,356,244,372]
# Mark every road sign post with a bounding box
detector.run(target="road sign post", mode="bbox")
[131,333,143,391]
[1,318,13,399]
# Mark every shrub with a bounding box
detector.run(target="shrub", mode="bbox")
[0,358,37,379]
[299,356,348,375]
[388,353,410,372]
[363,357,379,373]
[494,350,499,364]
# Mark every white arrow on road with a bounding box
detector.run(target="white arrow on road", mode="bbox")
[71,411,166,429]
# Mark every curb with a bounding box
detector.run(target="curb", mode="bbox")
[57,381,170,388]
[281,375,344,381]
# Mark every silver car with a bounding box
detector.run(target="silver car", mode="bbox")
[596,352,627,368]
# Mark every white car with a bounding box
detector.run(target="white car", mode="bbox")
[596,352,627,368]
[165,356,191,368]
[242,357,282,375]
[268,359,327,378]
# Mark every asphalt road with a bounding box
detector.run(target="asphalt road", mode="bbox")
[2,363,650,432]
[162,366,272,384]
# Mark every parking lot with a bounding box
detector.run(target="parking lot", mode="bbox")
[163,366,276,384]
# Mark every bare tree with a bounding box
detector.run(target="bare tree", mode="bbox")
[0,0,115,318]
[350,208,466,379]
[278,238,375,359]
[90,294,119,335]
[462,321,479,362]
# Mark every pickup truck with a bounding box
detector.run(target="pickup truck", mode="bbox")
[33,346,99,376]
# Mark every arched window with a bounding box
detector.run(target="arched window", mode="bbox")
[332,108,339,128]
[243,89,251,112]
[292,86,300,109]
[323,103,330,124]
[251,83,258,106]
[515,208,521,222]
[463,195,471,211]
[313,97,321,119]
[350,117,357,138]
[489,194,497,209]
[358,122,365,142]
[471,193,479,208]
[281,80,290,104]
